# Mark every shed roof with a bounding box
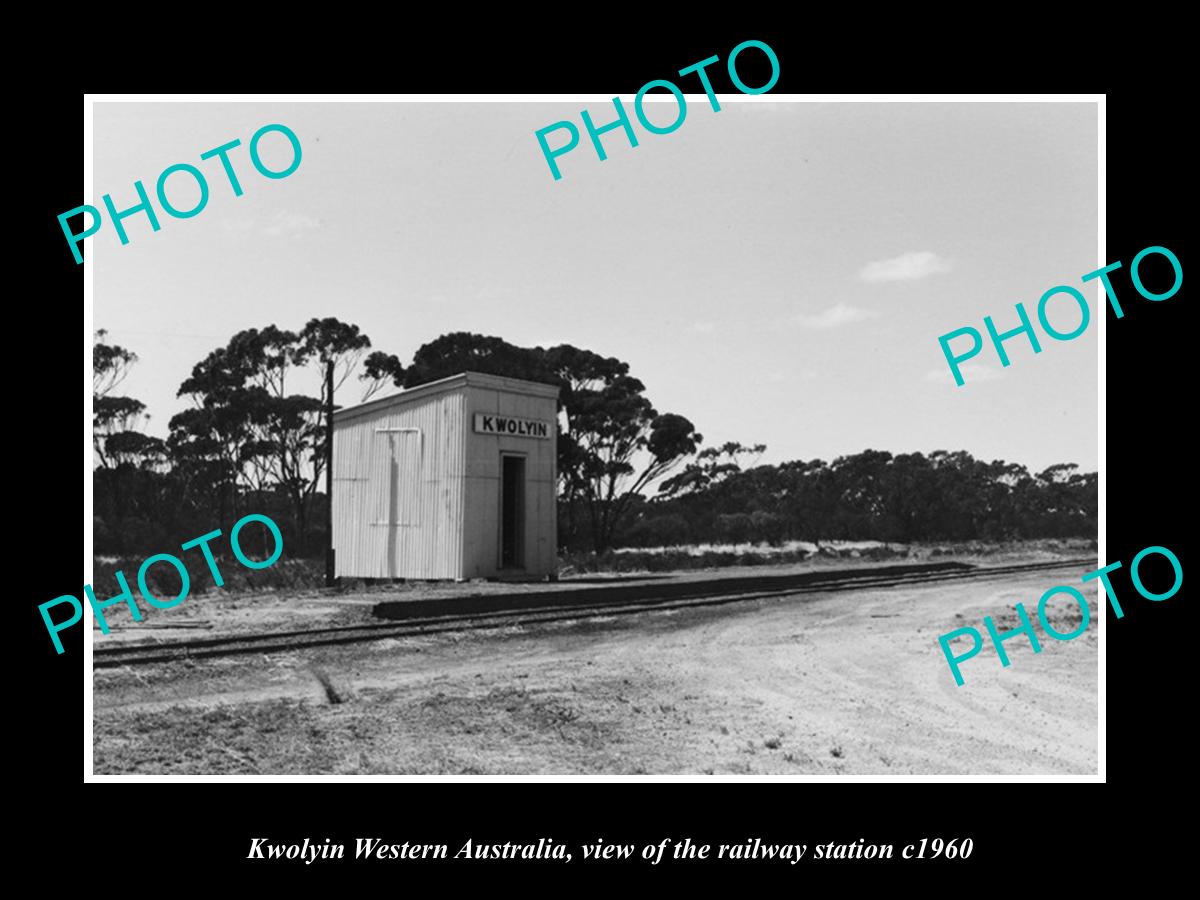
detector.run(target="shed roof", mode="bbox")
[333,371,561,425]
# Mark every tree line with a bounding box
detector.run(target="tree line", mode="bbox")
[93,325,701,557]
[620,444,1096,549]
[93,325,1096,562]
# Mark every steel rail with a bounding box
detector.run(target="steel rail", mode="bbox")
[93,558,1093,668]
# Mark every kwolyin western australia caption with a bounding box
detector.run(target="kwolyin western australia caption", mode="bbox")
[247,836,972,864]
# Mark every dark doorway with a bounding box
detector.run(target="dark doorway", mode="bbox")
[500,455,526,569]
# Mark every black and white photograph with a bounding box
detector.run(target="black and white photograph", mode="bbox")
[84,97,1101,778]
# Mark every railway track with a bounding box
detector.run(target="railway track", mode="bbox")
[92,557,1092,668]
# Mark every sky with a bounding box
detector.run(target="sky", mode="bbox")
[93,99,1098,473]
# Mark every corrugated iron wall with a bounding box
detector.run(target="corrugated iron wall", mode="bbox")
[332,390,465,579]
[462,385,559,578]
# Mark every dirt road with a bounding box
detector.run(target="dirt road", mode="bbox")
[92,565,1098,775]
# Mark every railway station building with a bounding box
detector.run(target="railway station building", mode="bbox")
[331,371,560,581]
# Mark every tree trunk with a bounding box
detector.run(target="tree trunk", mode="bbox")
[324,359,335,586]
[295,494,308,557]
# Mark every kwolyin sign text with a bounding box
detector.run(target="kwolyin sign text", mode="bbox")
[473,413,552,439]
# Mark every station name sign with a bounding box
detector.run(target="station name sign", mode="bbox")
[473,413,552,439]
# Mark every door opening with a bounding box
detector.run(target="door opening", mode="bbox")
[500,454,526,569]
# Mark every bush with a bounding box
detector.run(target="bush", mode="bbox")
[715,513,754,544]
[620,514,692,548]
[560,545,812,575]
[749,510,787,545]
[91,554,325,602]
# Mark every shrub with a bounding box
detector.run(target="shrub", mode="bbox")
[620,514,692,548]
[715,513,754,544]
[91,554,325,603]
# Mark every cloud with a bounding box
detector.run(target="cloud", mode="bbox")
[263,212,322,236]
[792,303,880,330]
[860,251,952,283]
[924,363,999,385]
[220,218,257,235]
[691,321,717,334]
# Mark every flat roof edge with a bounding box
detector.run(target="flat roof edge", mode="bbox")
[333,370,560,424]
[463,371,561,398]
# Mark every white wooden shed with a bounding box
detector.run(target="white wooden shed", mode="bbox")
[331,371,560,580]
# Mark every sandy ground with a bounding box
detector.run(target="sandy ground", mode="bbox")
[92,561,1098,775]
